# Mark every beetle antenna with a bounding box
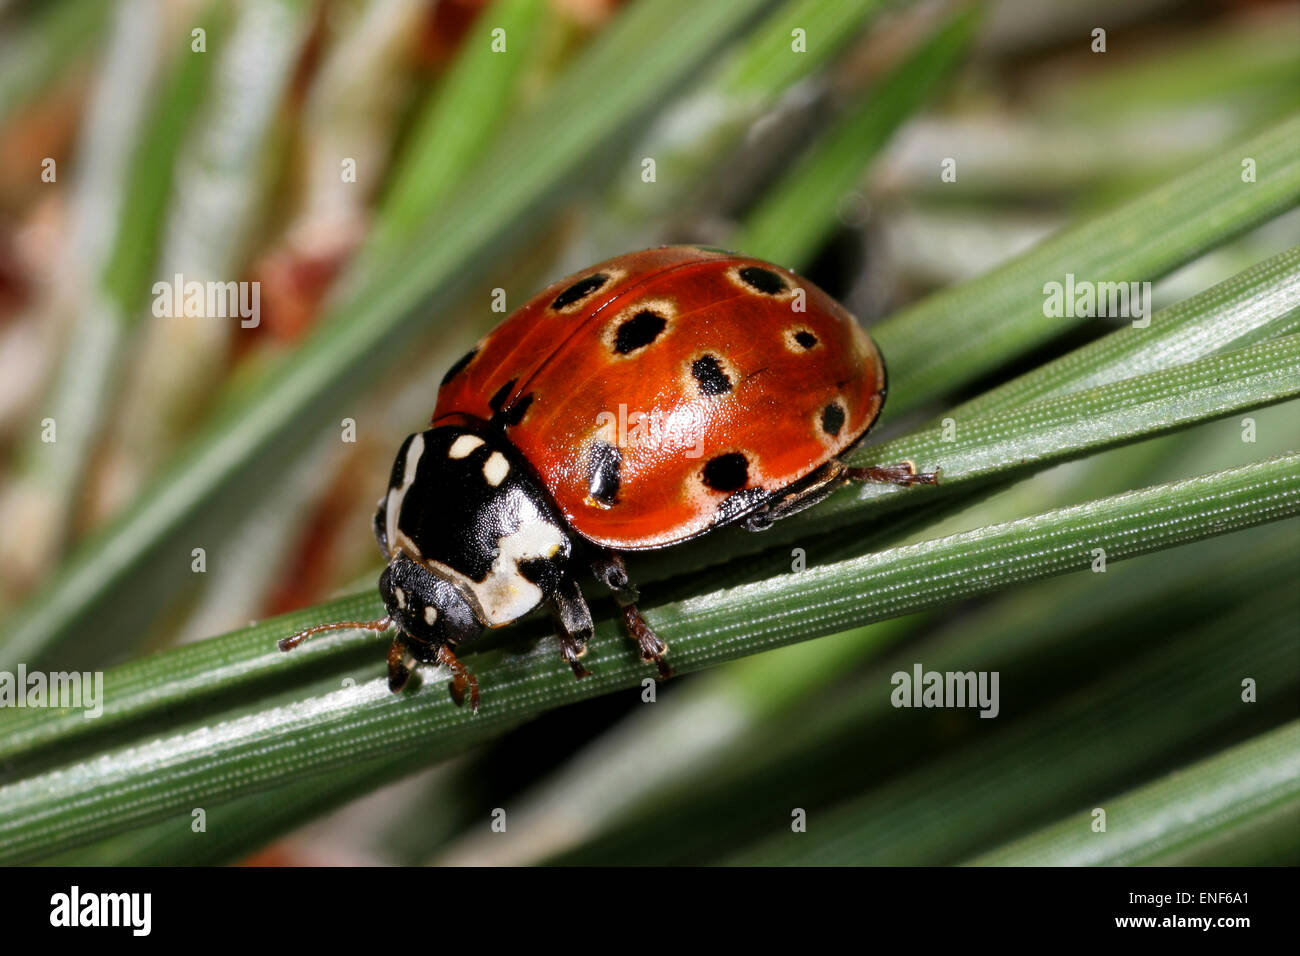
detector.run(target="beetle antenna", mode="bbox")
[279,616,393,652]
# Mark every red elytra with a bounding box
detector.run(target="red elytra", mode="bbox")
[432,245,887,550]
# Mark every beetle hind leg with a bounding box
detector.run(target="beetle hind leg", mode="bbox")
[742,461,845,531]
[846,459,941,487]
[593,552,672,680]
[742,458,940,532]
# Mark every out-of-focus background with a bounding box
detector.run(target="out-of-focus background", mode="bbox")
[0,0,1297,866]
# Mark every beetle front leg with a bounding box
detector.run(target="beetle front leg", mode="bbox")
[437,643,480,712]
[592,552,672,680]
[387,636,416,693]
[550,576,595,679]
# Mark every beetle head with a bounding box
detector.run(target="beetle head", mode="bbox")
[378,553,481,654]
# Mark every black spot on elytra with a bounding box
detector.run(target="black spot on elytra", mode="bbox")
[488,378,517,413]
[614,311,667,354]
[441,348,477,386]
[691,355,731,395]
[821,402,845,437]
[739,266,787,295]
[588,441,622,505]
[552,273,609,310]
[499,392,533,426]
[794,330,818,349]
[702,453,748,492]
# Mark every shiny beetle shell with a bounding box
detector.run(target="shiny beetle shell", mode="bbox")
[432,246,887,550]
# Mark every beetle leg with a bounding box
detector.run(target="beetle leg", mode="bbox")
[550,577,594,679]
[743,459,940,532]
[387,636,416,694]
[742,462,844,531]
[592,552,672,680]
[846,459,942,486]
[437,643,480,712]
[622,603,672,680]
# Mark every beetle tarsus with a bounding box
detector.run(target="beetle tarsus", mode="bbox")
[387,637,414,693]
[622,603,672,680]
[559,635,591,679]
[437,643,480,712]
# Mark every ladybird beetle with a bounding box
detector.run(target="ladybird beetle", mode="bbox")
[280,246,939,710]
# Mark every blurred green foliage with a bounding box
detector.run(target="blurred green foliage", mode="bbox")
[0,0,1296,866]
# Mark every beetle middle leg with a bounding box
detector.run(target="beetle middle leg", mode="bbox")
[593,552,672,680]
[388,634,479,709]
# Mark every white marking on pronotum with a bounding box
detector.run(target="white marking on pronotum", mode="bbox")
[385,433,425,557]
[449,434,484,459]
[484,451,510,486]
[424,606,438,626]
[394,586,407,609]
[463,511,567,625]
